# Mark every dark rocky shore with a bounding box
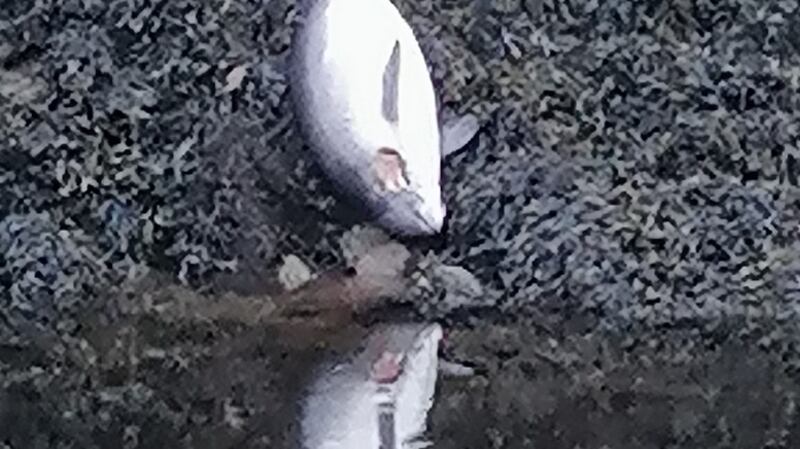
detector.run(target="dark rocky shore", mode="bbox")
[2,0,800,447]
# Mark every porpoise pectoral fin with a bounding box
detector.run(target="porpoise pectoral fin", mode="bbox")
[438,358,483,377]
[440,113,480,158]
[382,40,402,125]
[405,439,434,449]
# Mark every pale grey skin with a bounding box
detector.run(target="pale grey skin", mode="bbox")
[300,323,443,449]
[289,0,479,236]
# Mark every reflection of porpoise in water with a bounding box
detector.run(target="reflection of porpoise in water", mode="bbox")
[289,0,479,236]
[300,322,443,449]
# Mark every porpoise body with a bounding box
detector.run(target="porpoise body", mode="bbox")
[290,0,478,235]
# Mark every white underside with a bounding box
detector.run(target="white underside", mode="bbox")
[321,0,440,184]
[298,0,444,230]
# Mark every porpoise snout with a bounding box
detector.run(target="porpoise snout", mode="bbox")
[374,190,446,236]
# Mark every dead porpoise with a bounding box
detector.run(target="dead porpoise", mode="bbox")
[289,0,479,235]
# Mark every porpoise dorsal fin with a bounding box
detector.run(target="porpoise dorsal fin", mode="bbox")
[382,40,401,124]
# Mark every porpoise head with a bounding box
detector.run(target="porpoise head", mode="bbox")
[366,37,446,236]
[372,181,446,236]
